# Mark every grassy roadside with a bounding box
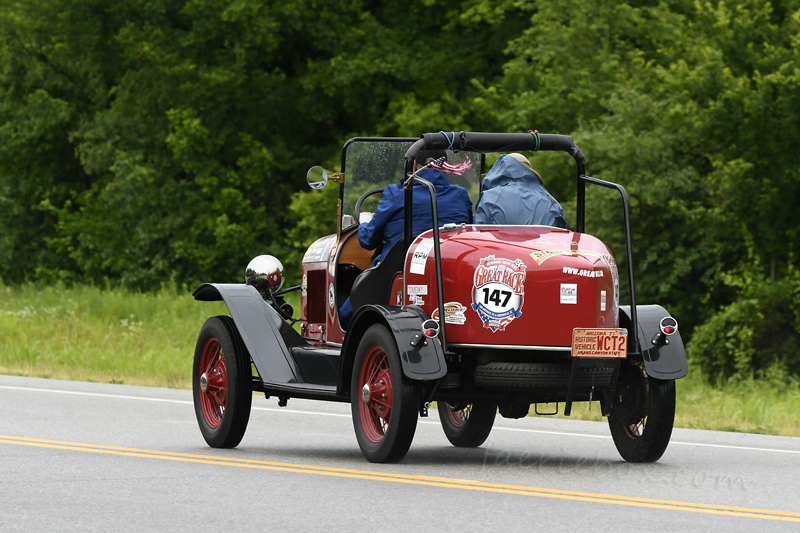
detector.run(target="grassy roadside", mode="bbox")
[0,283,226,388]
[2,284,799,437]
[540,371,800,437]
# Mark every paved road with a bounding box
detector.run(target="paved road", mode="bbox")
[1,375,799,531]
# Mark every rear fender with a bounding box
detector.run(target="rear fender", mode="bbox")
[193,283,300,384]
[620,304,688,380]
[338,305,447,396]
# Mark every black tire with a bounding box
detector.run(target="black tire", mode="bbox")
[438,402,497,448]
[351,324,419,463]
[193,316,252,448]
[608,363,675,463]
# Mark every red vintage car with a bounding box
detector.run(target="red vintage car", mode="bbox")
[191,132,688,463]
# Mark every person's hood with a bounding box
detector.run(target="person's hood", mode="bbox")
[482,154,542,190]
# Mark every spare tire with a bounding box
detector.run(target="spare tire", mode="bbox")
[473,362,614,389]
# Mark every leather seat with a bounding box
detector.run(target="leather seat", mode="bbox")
[349,240,406,310]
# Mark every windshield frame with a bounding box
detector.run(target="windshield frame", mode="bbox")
[338,137,485,241]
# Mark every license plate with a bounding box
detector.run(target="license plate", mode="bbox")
[571,328,628,358]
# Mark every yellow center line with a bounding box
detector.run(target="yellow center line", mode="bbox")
[2,435,798,522]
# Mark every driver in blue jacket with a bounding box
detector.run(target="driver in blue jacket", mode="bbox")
[340,149,473,328]
[358,149,473,266]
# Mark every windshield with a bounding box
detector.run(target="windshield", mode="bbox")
[341,139,484,220]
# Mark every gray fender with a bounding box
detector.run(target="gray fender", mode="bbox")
[620,304,688,380]
[193,283,300,384]
[338,304,447,395]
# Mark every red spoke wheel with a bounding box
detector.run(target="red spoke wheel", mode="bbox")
[193,316,252,448]
[351,324,419,463]
[608,362,675,463]
[438,401,497,448]
[197,338,227,428]
[358,346,394,442]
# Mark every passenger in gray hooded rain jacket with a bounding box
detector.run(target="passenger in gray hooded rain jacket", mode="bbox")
[474,153,567,228]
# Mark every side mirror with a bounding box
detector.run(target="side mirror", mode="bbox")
[306,166,328,190]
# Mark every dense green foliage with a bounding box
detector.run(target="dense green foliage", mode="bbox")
[0,0,519,288]
[2,0,799,382]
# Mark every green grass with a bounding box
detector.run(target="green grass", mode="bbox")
[673,371,800,436]
[2,283,799,437]
[538,371,800,437]
[0,283,227,388]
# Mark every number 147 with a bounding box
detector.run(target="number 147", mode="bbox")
[482,288,511,307]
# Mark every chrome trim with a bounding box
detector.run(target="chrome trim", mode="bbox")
[326,342,342,348]
[447,343,572,352]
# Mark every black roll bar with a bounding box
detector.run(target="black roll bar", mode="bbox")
[402,173,447,354]
[577,175,640,354]
[404,131,586,176]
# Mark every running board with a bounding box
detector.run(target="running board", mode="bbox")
[256,382,348,403]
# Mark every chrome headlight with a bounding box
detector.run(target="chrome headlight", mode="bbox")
[245,255,284,293]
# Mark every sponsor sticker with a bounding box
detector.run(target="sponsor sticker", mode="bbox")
[530,249,607,265]
[408,284,428,304]
[601,290,607,311]
[560,283,577,304]
[396,291,402,305]
[407,285,428,296]
[562,266,604,278]
[432,302,468,325]
[301,274,307,297]
[328,283,335,309]
[471,256,527,332]
[534,240,579,246]
[410,238,433,275]
[303,235,335,263]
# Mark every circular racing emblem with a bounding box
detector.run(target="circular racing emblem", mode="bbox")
[471,255,527,332]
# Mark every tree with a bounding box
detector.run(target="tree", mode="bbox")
[478,0,800,378]
[0,0,530,288]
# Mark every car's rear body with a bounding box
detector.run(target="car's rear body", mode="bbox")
[403,225,619,347]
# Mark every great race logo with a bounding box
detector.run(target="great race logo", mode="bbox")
[471,256,527,332]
